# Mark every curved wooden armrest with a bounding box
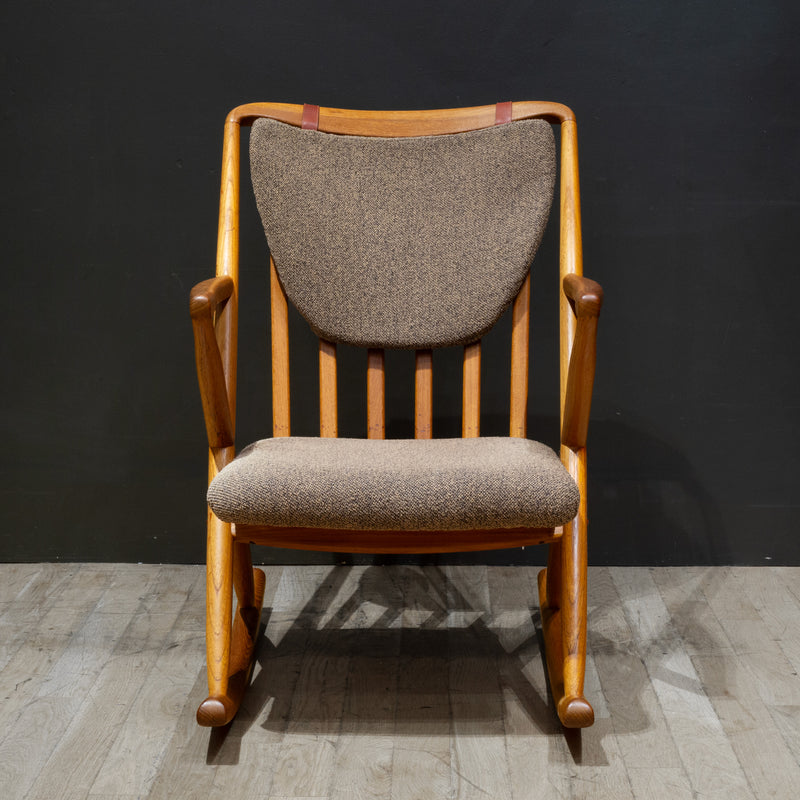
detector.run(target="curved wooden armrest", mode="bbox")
[563,274,603,318]
[190,277,235,448]
[190,276,235,319]
[561,275,604,449]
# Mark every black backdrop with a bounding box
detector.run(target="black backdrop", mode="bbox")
[2,1,798,565]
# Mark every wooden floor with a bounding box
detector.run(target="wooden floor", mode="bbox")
[1,564,799,799]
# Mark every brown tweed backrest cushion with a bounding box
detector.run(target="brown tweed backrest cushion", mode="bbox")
[250,118,556,349]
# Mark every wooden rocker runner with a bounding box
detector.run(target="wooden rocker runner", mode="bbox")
[189,101,603,729]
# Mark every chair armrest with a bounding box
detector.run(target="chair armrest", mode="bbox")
[190,277,235,448]
[190,276,235,320]
[561,275,604,449]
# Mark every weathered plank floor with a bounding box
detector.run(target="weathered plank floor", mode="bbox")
[1,564,798,799]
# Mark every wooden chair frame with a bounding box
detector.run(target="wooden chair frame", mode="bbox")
[189,101,603,729]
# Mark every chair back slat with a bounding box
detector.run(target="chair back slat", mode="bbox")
[414,349,433,439]
[367,348,386,439]
[509,273,531,437]
[319,339,338,437]
[270,257,291,436]
[462,341,481,437]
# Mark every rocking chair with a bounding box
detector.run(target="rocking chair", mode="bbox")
[189,101,603,729]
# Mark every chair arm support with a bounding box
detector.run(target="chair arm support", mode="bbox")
[190,276,235,320]
[190,277,235,449]
[563,274,603,319]
[561,275,604,449]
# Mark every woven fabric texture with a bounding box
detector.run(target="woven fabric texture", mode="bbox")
[250,118,556,349]
[207,437,579,531]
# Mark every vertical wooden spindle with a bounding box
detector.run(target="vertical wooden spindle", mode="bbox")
[462,341,481,437]
[509,273,531,438]
[319,339,338,437]
[270,257,291,436]
[367,348,386,439]
[414,349,433,439]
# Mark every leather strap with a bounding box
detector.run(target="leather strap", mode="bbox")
[495,101,513,125]
[301,103,320,130]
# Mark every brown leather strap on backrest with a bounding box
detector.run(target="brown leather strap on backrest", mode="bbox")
[495,101,513,125]
[301,103,320,130]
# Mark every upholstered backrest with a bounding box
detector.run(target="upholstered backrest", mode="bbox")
[250,118,556,349]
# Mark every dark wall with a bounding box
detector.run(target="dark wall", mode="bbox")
[2,1,798,565]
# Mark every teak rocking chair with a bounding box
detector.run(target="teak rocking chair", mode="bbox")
[189,101,603,729]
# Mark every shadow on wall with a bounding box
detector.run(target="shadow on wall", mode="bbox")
[587,416,726,566]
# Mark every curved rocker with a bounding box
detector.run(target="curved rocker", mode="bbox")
[197,560,266,727]
[538,527,595,729]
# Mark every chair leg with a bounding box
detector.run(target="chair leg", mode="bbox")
[538,517,594,728]
[197,515,266,727]
[233,540,257,607]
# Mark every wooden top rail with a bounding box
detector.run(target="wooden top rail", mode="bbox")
[226,101,575,135]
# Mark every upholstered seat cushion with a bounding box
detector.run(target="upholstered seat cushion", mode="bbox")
[207,437,579,531]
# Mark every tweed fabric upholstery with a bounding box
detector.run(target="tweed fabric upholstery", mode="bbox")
[250,118,556,349]
[207,437,579,531]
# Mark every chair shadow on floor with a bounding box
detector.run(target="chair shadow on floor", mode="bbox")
[201,562,736,771]
[204,565,580,766]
